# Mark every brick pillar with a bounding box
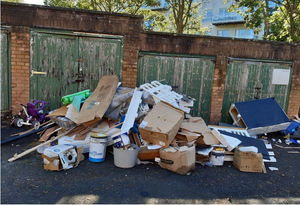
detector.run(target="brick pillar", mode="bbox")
[121,34,140,88]
[209,55,227,124]
[10,26,30,114]
[287,60,300,118]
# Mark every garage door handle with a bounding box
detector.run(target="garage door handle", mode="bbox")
[31,70,47,77]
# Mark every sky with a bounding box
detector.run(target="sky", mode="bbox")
[23,0,44,5]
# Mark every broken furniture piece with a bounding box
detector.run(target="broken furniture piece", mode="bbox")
[229,98,291,135]
[139,81,194,113]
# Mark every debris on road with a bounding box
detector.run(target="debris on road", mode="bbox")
[6,76,299,175]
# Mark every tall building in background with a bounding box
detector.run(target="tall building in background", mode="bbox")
[200,0,264,39]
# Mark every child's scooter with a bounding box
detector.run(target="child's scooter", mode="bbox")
[11,100,48,130]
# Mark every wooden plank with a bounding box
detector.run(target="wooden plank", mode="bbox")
[47,105,68,117]
[8,127,75,162]
[39,126,60,142]
[132,133,142,147]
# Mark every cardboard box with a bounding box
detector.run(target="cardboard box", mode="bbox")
[176,131,200,146]
[233,149,266,173]
[42,154,62,171]
[42,147,84,171]
[138,146,160,160]
[139,101,184,147]
[158,145,195,175]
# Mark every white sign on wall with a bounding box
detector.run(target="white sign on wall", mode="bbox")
[272,69,290,85]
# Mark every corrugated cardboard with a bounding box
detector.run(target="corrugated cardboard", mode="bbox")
[66,75,118,124]
[138,146,160,160]
[42,154,62,171]
[139,101,184,147]
[175,131,200,146]
[233,149,266,173]
[42,147,84,171]
[158,145,195,175]
[180,117,219,145]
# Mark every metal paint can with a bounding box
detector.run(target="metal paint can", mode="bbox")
[89,133,108,163]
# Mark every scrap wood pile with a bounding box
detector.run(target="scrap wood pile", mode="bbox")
[7,75,299,174]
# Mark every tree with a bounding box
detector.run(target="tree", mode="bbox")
[1,0,24,3]
[153,0,208,34]
[227,0,300,43]
[44,0,162,29]
[268,0,300,43]
[44,0,208,35]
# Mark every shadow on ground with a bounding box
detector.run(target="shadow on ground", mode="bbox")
[1,123,300,204]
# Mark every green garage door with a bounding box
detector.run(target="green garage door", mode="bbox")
[1,30,11,114]
[30,30,123,111]
[221,58,292,123]
[137,52,215,122]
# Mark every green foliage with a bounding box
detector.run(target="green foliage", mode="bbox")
[44,0,160,14]
[1,0,24,3]
[227,0,300,43]
[44,0,162,30]
[156,0,208,34]
[44,0,207,35]
[44,0,76,8]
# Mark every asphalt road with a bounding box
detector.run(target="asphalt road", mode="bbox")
[1,122,300,204]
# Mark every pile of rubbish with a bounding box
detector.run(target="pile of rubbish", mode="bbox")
[6,75,300,175]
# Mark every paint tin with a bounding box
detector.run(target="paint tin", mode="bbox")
[89,133,108,163]
[210,147,225,166]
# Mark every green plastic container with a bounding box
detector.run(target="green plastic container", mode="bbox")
[61,89,91,105]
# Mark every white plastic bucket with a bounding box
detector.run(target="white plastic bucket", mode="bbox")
[113,144,140,168]
[89,133,108,163]
[210,148,225,166]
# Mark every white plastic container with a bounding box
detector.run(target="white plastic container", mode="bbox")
[89,133,108,163]
[210,148,225,166]
[113,144,140,168]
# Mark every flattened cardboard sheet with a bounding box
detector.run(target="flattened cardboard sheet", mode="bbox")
[66,75,118,124]
[180,117,219,145]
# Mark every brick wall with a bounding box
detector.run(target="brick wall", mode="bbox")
[287,60,300,118]
[121,34,140,88]
[139,32,300,122]
[10,26,30,113]
[1,2,300,123]
[209,56,227,124]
